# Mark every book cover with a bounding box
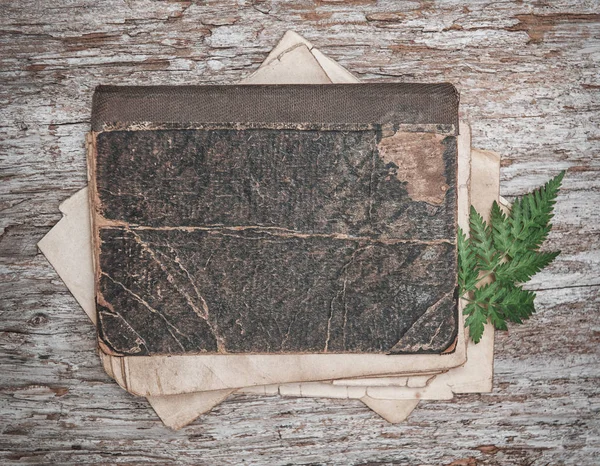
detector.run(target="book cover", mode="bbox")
[89,83,460,356]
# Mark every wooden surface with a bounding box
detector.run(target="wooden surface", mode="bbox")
[1,1,598,464]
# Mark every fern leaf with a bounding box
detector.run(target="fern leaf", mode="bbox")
[457,226,479,294]
[495,250,560,284]
[463,302,487,344]
[457,171,564,343]
[508,171,565,256]
[469,205,499,271]
[509,196,525,247]
[496,285,536,324]
[473,281,501,302]
[523,225,553,252]
[488,306,508,331]
[490,201,512,254]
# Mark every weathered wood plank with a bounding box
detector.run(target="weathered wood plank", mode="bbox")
[1,0,599,463]
[1,260,598,464]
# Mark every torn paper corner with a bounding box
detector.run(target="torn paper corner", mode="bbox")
[360,397,420,424]
[147,390,234,430]
[38,186,96,324]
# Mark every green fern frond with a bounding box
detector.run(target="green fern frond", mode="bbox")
[463,302,487,344]
[457,170,565,343]
[457,226,479,295]
[508,171,564,257]
[495,250,560,284]
[469,205,500,271]
[490,201,512,254]
[496,285,536,324]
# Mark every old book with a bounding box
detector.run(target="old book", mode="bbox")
[89,119,472,397]
[38,32,494,429]
[89,83,460,357]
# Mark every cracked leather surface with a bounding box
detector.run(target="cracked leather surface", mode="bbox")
[93,126,458,355]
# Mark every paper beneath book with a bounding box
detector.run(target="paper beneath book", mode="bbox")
[89,83,460,356]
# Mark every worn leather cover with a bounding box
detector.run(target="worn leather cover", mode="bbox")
[89,84,460,356]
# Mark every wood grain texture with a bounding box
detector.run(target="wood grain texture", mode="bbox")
[0,1,598,464]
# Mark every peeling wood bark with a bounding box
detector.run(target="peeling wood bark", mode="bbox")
[1,0,599,464]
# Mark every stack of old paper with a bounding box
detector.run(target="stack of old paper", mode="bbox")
[39,31,501,429]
